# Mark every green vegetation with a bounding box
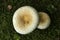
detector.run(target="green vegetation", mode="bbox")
[0,0,60,40]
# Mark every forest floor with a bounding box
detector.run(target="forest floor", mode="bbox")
[0,0,60,40]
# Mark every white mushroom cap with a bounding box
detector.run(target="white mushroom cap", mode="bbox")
[13,6,38,34]
[38,12,51,29]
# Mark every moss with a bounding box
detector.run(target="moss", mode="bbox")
[0,0,60,40]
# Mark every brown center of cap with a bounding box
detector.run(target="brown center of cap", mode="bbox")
[39,13,47,24]
[20,13,32,27]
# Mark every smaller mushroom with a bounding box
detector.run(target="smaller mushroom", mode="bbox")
[8,5,12,10]
[37,12,51,29]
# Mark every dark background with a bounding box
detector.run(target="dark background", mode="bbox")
[0,0,60,40]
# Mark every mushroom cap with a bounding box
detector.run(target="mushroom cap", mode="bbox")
[38,12,51,29]
[13,6,38,34]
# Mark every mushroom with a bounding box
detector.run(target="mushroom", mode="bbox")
[8,5,12,10]
[13,6,38,34]
[37,12,51,29]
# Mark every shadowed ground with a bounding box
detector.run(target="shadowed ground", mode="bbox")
[0,0,60,40]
